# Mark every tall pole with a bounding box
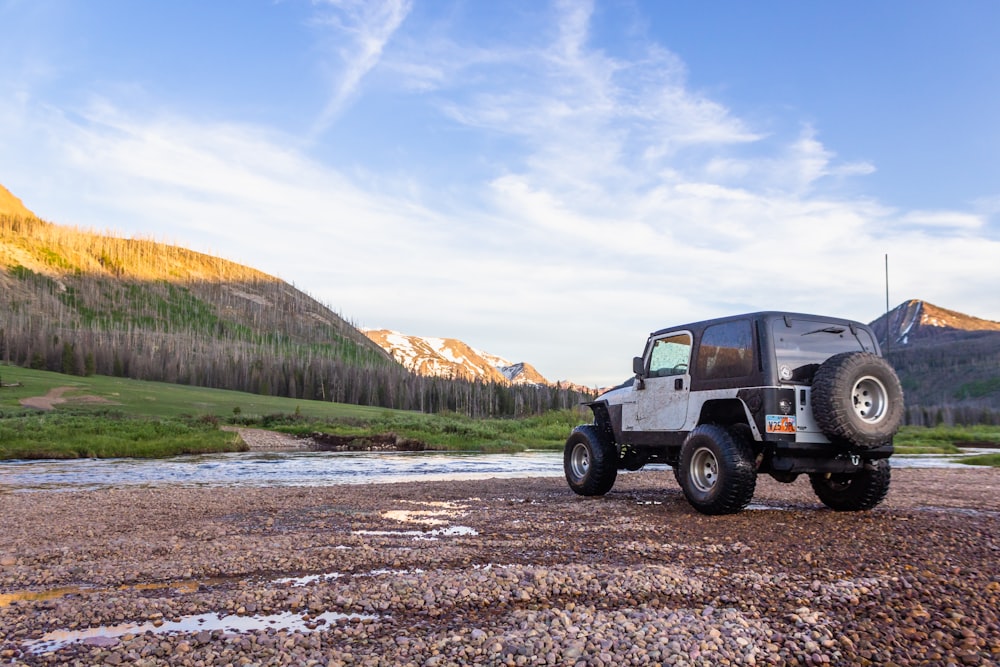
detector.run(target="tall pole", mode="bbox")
[884,254,890,356]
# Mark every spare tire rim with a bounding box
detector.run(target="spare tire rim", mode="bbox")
[690,447,719,493]
[570,442,591,479]
[852,375,888,423]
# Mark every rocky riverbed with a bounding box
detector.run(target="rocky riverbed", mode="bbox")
[1,468,999,666]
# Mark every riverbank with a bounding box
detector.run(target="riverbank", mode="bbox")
[2,468,999,665]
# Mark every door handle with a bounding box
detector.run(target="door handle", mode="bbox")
[674,378,683,390]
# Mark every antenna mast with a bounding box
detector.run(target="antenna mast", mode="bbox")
[884,253,890,356]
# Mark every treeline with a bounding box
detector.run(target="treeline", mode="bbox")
[904,404,1000,428]
[886,333,1000,426]
[1,215,592,417]
[0,324,586,417]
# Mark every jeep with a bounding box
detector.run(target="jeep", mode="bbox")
[564,311,904,514]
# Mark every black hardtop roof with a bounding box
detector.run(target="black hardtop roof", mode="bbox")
[648,311,871,338]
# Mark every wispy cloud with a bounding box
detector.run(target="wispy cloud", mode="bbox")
[309,0,413,137]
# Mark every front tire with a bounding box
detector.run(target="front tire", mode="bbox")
[810,459,891,511]
[678,424,757,515]
[564,425,618,496]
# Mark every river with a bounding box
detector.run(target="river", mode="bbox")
[0,447,988,493]
[0,450,569,492]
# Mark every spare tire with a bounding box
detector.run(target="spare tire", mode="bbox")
[811,351,904,449]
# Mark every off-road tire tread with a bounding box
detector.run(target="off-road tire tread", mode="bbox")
[564,424,618,497]
[811,351,904,449]
[678,424,757,515]
[809,459,891,511]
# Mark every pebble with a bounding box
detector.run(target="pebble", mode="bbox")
[0,469,998,665]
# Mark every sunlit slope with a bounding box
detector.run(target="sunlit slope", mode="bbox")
[0,213,397,401]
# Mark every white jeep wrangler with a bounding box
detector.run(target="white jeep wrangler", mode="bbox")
[565,311,904,515]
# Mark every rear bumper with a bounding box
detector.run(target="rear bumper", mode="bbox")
[767,442,894,475]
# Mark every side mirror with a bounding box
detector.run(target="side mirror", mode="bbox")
[632,356,646,390]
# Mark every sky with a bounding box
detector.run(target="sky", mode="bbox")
[1,0,999,388]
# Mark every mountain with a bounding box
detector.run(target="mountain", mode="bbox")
[363,329,552,386]
[0,184,590,416]
[869,299,1000,347]
[868,300,1000,424]
[1,213,396,402]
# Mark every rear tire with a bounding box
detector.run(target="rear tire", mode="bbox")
[564,425,618,496]
[812,352,904,449]
[809,459,891,511]
[678,424,756,515]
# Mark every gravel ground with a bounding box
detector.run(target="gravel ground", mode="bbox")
[1,467,999,666]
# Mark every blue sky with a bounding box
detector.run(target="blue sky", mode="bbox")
[1,0,998,387]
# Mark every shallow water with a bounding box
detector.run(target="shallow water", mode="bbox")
[26,610,379,654]
[0,448,982,493]
[0,450,565,493]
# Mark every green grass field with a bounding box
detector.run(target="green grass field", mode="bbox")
[893,424,1000,454]
[0,411,244,459]
[3,364,998,465]
[0,364,586,459]
[0,364,388,421]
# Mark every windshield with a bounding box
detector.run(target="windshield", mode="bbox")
[771,318,876,383]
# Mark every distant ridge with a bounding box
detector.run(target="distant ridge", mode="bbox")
[363,329,553,386]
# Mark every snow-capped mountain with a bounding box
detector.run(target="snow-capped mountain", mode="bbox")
[363,329,551,386]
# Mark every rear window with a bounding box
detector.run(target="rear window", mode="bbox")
[772,319,876,383]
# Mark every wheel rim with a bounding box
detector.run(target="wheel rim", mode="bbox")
[689,447,719,493]
[570,442,590,479]
[852,375,888,423]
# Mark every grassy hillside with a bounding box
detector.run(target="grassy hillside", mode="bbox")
[0,213,590,417]
[0,364,388,421]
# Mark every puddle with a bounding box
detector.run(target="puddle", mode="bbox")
[16,565,430,653]
[0,579,227,609]
[381,510,455,526]
[25,610,379,654]
[381,500,470,526]
[352,525,479,539]
[360,568,426,577]
[273,572,344,587]
[0,586,95,607]
[746,503,794,511]
[353,500,479,538]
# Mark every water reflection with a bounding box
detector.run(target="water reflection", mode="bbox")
[26,610,379,654]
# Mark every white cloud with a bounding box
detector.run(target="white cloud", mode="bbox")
[898,210,983,231]
[2,0,999,386]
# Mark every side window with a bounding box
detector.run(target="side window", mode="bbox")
[697,320,754,380]
[648,334,692,377]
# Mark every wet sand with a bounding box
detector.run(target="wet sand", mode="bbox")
[1,468,999,665]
